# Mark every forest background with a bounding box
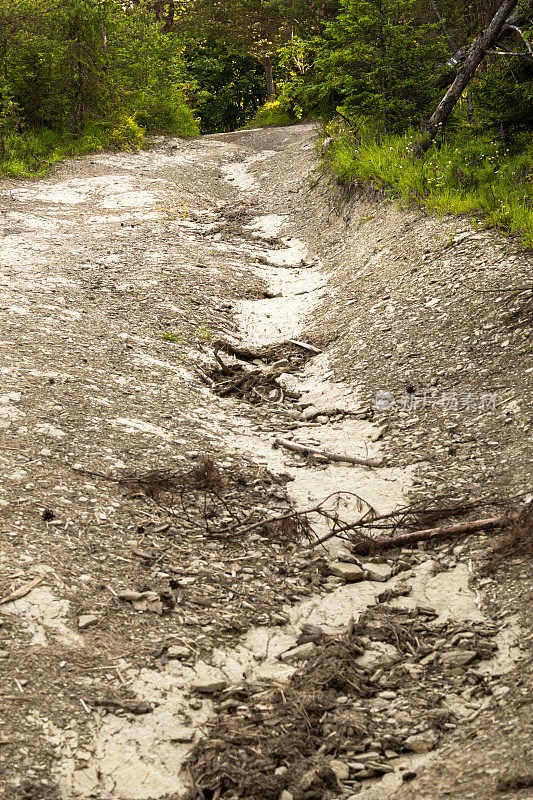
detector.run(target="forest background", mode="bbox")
[0,0,531,244]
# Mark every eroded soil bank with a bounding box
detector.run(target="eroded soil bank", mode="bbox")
[0,125,531,800]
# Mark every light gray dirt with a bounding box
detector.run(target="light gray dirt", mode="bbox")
[0,125,531,800]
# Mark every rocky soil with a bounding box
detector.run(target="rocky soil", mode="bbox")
[0,124,531,800]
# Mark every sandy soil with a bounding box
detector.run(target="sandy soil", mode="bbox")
[0,125,531,800]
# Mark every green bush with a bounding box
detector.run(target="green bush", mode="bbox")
[247,100,297,128]
[134,91,199,138]
[0,113,145,177]
[94,113,144,151]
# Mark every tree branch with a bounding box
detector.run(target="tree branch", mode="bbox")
[351,515,509,555]
[505,24,533,58]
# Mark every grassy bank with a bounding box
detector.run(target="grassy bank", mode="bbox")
[321,123,533,248]
[0,106,199,179]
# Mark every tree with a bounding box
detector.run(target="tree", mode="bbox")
[185,39,266,131]
[297,0,446,131]
[412,0,520,154]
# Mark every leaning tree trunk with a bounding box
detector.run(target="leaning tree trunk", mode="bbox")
[263,56,275,102]
[412,0,519,156]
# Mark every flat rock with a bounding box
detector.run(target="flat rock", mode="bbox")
[330,759,350,780]
[355,643,399,670]
[363,563,393,582]
[280,642,316,662]
[190,661,228,693]
[78,614,98,630]
[328,562,364,582]
[440,649,477,667]
[404,730,439,753]
[299,405,318,420]
[167,725,195,743]
[117,590,144,602]
[168,645,190,659]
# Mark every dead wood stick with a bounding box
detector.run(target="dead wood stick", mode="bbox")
[213,338,262,362]
[0,575,46,605]
[72,466,122,483]
[287,340,322,354]
[274,437,383,468]
[193,366,215,387]
[351,515,509,555]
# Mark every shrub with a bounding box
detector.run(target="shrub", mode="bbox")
[134,90,199,138]
[247,100,297,128]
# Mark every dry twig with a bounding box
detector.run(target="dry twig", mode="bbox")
[274,437,382,468]
[351,514,510,555]
[0,575,46,605]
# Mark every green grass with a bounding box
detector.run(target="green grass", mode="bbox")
[320,122,533,248]
[0,102,199,178]
[247,100,297,129]
[0,113,145,178]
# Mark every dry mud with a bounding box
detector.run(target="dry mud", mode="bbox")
[0,125,531,800]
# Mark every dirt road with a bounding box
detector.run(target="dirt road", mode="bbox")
[0,125,531,800]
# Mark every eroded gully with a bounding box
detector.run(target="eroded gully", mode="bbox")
[0,126,521,800]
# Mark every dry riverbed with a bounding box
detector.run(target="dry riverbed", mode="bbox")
[0,125,531,800]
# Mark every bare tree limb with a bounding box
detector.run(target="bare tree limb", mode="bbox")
[488,49,533,57]
[505,24,533,58]
[0,575,46,605]
[351,515,509,555]
[429,0,458,49]
[274,437,383,468]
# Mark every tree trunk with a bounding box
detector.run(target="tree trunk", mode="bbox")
[263,56,275,102]
[164,0,175,32]
[412,0,519,156]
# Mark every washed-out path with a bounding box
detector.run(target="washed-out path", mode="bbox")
[0,126,529,800]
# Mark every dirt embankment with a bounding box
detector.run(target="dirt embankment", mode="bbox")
[0,125,531,800]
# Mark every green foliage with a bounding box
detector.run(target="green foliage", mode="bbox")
[0,115,144,177]
[247,100,297,128]
[292,0,447,131]
[185,40,266,133]
[80,113,144,151]
[0,0,198,175]
[321,122,533,247]
[474,57,533,135]
[135,89,200,137]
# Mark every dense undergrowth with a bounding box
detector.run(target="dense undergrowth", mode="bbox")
[247,100,296,129]
[319,121,533,248]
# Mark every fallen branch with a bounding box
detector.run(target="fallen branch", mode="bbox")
[213,337,320,364]
[287,340,322,354]
[0,575,46,605]
[351,515,509,555]
[90,697,156,714]
[274,437,383,468]
[193,366,215,387]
